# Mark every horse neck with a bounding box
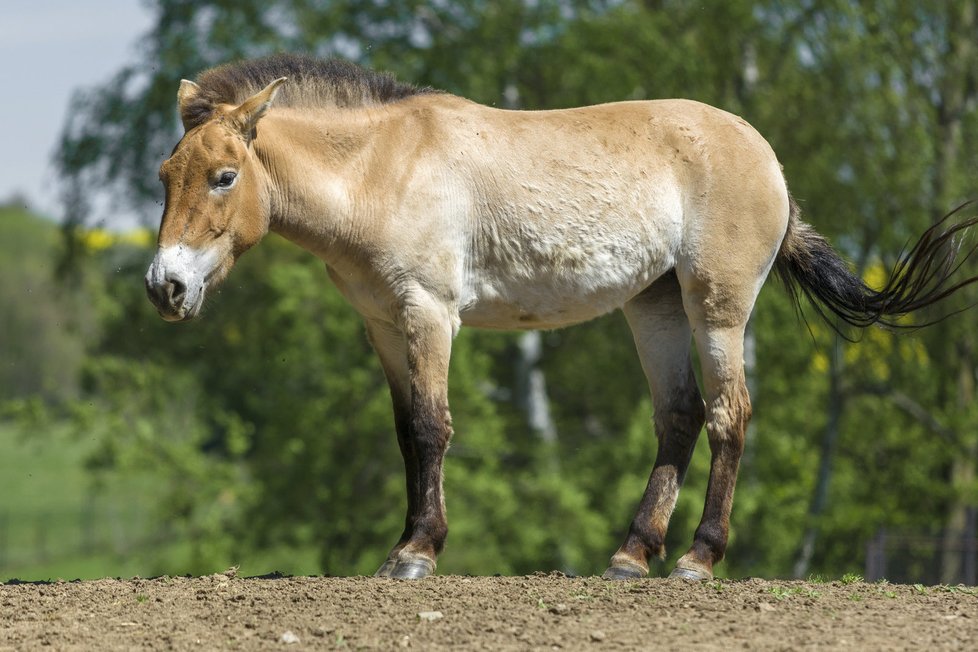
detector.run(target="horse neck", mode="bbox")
[255,105,399,264]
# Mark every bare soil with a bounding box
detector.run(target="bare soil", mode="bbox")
[2,571,976,650]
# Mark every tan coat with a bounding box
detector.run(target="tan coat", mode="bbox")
[146,54,978,580]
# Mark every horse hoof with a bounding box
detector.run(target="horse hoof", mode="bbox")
[389,559,435,580]
[602,565,646,581]
[374,559,396,577]
[669,566,712,581]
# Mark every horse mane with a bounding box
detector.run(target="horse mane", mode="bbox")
[182,53,438,128]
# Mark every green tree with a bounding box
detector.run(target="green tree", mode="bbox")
[53,0,978,580]
[0,205,94,404]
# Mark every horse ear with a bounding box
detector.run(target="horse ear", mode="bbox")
[229,77,287,139]
[177,80,202,131]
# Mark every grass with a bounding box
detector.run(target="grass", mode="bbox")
[766,586,794,601]
[570,588,595,601]
[840,572,863,585]
[0,421,169,581]
[937,584,978,595]
[0,418,330,582]
[765,585,821,601]
[0,422,103,569]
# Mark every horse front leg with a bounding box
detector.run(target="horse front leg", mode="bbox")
[365,320,421,577]
[366,301,454,580]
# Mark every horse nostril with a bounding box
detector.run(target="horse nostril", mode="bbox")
[168,277,187,305]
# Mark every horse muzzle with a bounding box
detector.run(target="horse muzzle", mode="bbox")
[145,245,216,322]
[145,272,201,322]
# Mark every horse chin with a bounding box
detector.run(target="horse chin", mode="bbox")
[160,312,193,323]
[156,282,209,323]
[157,296,204,323]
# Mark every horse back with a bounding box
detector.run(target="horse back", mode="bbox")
[394,95,789,329]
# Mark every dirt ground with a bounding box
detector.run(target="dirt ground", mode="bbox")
[2,571,977,650]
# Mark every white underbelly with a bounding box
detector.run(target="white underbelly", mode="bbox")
[459,272,668,329]
[459,220,679,330]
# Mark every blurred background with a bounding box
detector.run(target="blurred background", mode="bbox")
[1,0,977,584]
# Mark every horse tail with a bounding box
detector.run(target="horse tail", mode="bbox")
[774,196,978,333]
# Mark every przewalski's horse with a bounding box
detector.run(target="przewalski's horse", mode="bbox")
[146,54,978,581]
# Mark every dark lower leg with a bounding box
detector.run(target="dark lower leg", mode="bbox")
[673,385,750,579]
[390,410,420,550]
[382,305,454,579]
[375,398,421,577]
[388,396,452,577]
[606,392,705,577]
[366,321,422,576]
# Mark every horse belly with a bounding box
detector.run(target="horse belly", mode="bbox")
[460,276,658,330]
[459,220,678,330]
[451,128,687,330]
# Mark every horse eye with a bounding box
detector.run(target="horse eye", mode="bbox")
[216,171,237,188]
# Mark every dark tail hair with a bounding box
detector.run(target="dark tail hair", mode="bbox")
[775,197,978,335]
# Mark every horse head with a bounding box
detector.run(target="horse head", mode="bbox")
[145,76,285,321]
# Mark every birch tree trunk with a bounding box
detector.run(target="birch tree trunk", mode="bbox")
[515,331,558,447]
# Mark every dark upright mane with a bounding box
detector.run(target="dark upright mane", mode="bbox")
[182,53,438,129]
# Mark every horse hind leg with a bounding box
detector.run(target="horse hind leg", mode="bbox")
[666,261,760,581]
[603,272,706,579]
[669,319,751,581]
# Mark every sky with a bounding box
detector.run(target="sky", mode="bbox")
[0,1,154,222]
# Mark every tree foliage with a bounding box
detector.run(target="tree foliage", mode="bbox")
[29,0,978,579]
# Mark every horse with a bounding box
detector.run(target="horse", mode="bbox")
[145,53,978,581]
